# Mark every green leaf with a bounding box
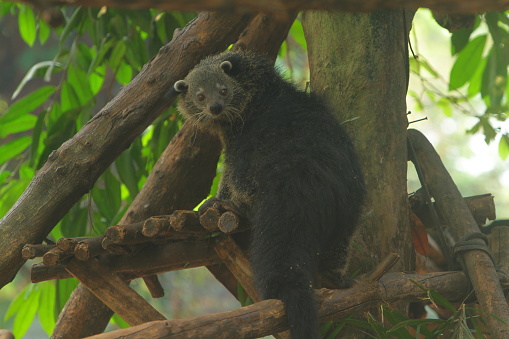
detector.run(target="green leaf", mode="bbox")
[467,55,487,98]
[29,109,48,168]
[499,134,509,160]
[290,18,307,51]
[19,5,36,46]
[12,285,41,338]
[109,40,127,71]
[115,61,133,85]
[429,289,457,313]
[451,27,473,55]
[116,151,140,198]
[1,85,55,124]
[89,64,105,95]
[68,65,94,105]
[449,34,487,90]
[55,278,79,311]
[0,114,37,138]
[60,81,81,111]
[0,136,32,165]
[38,16,51,44]
[38,281,57,336]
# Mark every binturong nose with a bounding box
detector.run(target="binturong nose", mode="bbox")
[209,102,223,116]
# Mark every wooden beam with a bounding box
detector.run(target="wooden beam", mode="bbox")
[18,0,509,15]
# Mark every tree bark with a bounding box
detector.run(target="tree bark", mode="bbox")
[18,0,509,15]
[303,8,413,289]
[302,9,413,336]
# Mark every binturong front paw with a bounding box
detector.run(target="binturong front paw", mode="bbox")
[198,197,243,216]
[198,197,224,215]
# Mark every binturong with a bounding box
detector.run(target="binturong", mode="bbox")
[174,50,366,339]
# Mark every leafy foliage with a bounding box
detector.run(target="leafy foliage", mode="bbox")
[410,11,509,159]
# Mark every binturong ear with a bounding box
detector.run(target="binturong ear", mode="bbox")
[174,80,189,92]
[220,61,233,73]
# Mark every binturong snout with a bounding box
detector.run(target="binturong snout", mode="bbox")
[209,102,223,116]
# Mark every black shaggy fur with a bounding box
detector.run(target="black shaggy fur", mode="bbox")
[174,50,365,339]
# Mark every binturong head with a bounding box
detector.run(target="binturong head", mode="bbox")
[174,58,246,133]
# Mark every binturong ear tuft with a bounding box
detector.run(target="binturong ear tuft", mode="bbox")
[220,61,233,73]
[174,80,189,92]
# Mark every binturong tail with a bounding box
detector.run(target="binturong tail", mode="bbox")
[249,175,336,339]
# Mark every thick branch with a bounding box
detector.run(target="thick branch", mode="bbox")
[86,270,472,339]
[20,0,509,15]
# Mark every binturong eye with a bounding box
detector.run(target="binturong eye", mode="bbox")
[197,94,205,101]
[219,88,228,96]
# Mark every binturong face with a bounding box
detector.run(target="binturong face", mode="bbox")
[174,60,244,130]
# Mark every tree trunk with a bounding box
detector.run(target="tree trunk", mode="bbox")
[302,9,414,334]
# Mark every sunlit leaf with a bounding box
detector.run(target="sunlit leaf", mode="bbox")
[449,34,487,90]
[499,134,509,160]
[12,285,40,338]
[109,40,126,71]
[115,61,133,85]
[451,27,473,55]
[19,5,36,46]
[289,18,306,51]
[38,281,57,336]
[38,16,51,44]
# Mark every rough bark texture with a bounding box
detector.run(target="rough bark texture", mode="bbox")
[303,9,413,285]
[302,10,413,337]
[85,270,472,339]
[18,0,509,14]
[0,11,250,290]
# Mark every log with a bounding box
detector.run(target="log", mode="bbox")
[142,275,165,299]
[490,226,509,284]
[104,222,148,244]
[85,270,473,339]
[57,237,87,253]
[74,236,107,261]
[32,239,222,283]
[142,215,173,237]
[410,190,496,226]
[170,211,202,233]
[408,128,509,338]
[218,211,242,233]
[21,244,53,259]
[65,258,166,326]
[199,207,222,232]
[42,246,71,267]
[213,236,260,302]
